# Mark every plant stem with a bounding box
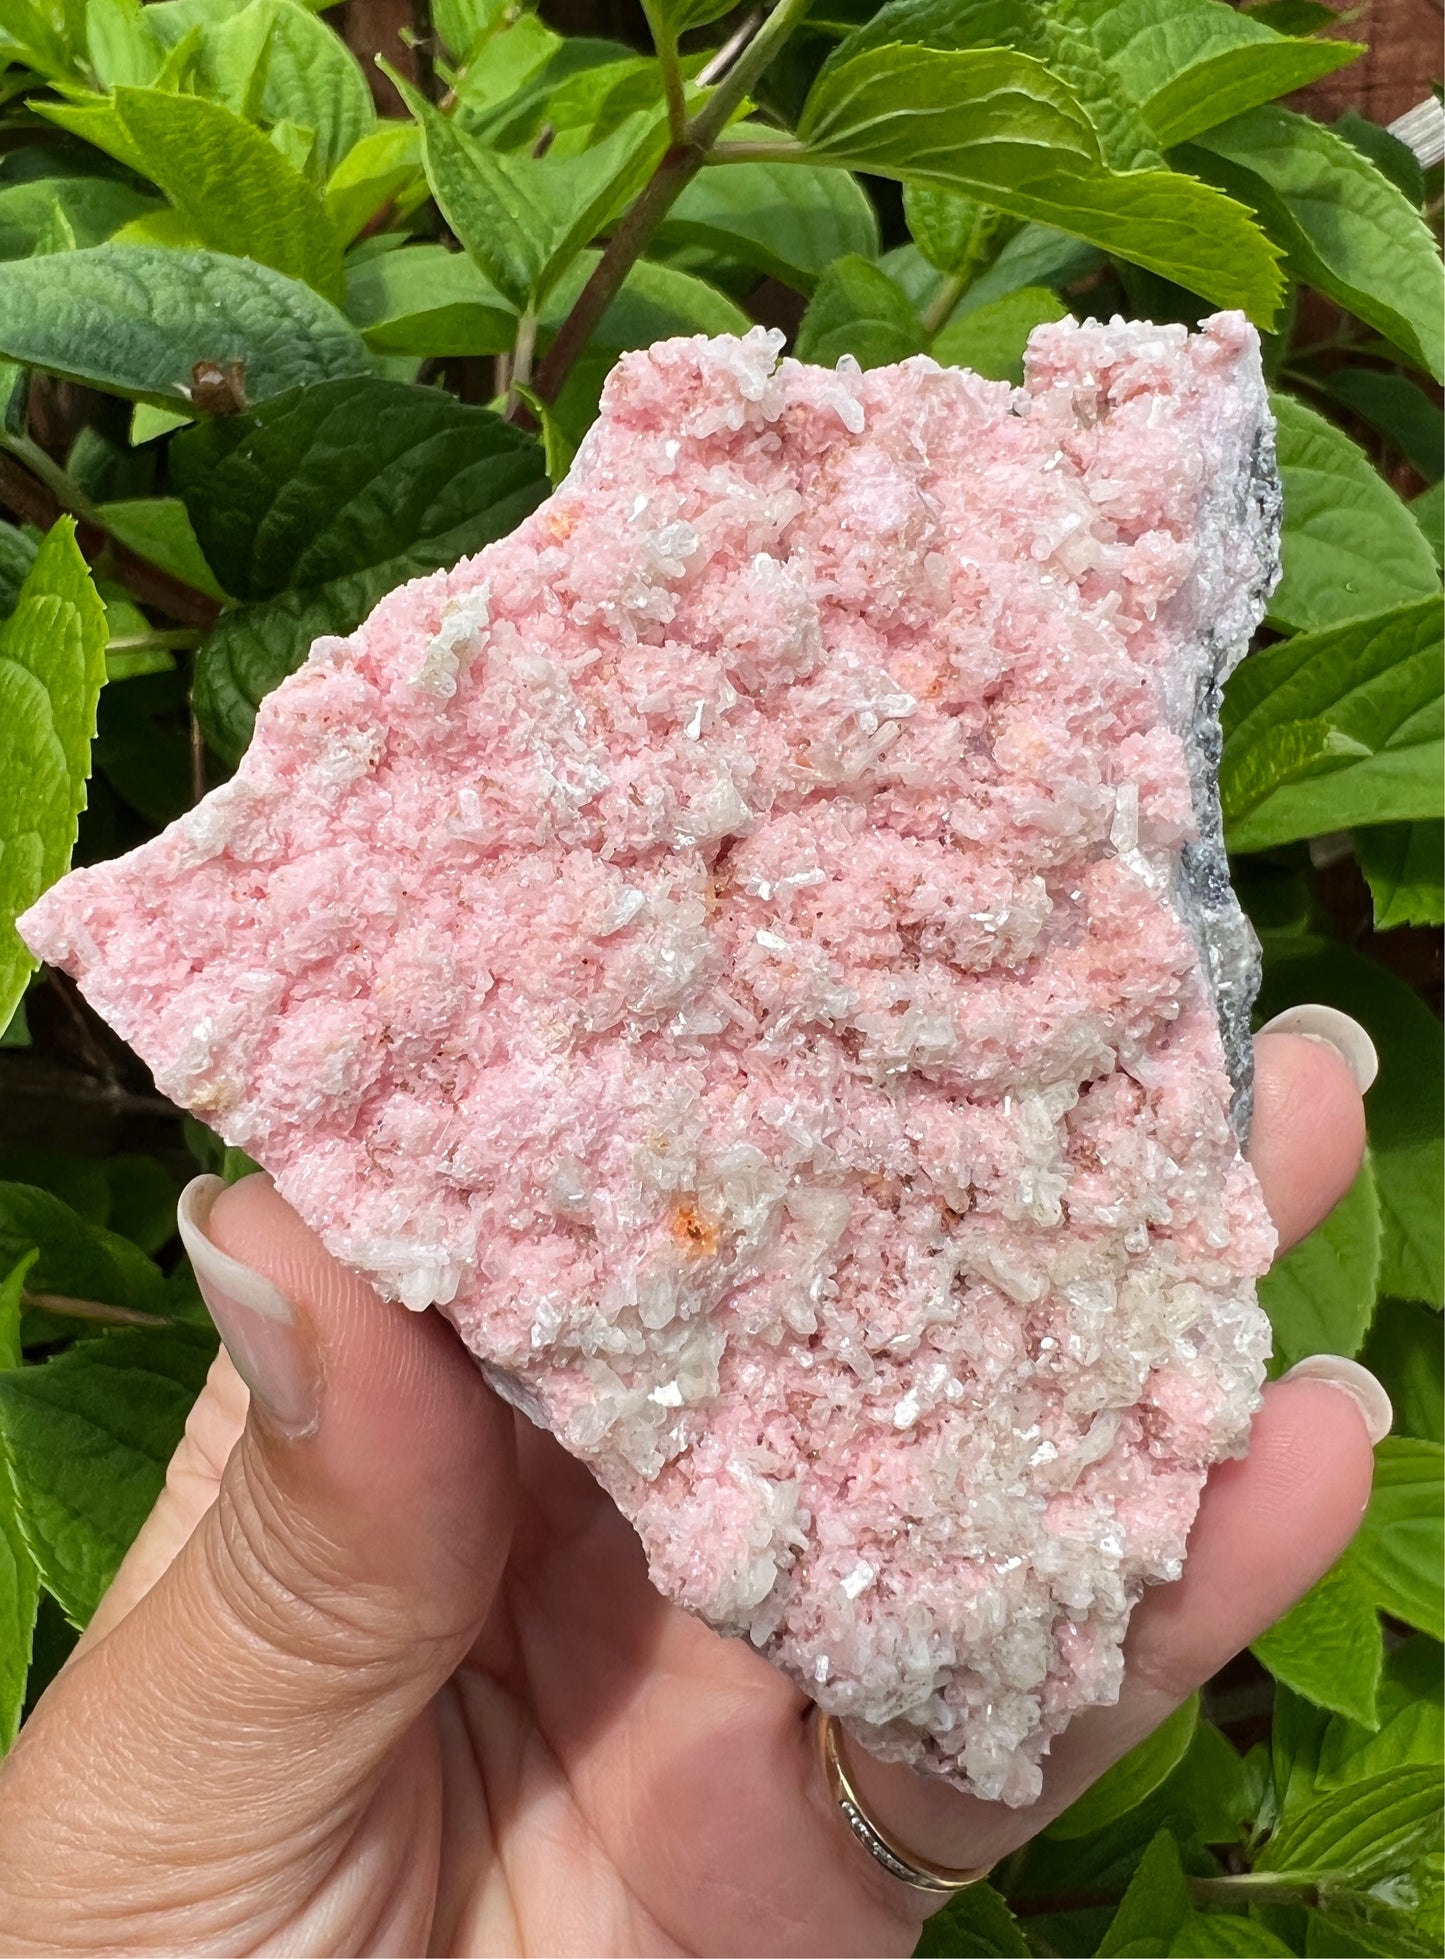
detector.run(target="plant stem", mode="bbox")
[408,0,440,105]
[706,138,808,162]
[0,449,220,629]
[507,311,538,412]
[921,269,969,338]
[528,0,815,407]
[697,11,763,86]
[22,1290,170,1329]
[106,629,201,653]
[1,429,103,528]
[654,22,689,146]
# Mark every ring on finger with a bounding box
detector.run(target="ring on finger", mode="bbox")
[814,1708,995,1896]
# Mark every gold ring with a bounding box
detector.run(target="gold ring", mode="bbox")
[814,1709,995,1896]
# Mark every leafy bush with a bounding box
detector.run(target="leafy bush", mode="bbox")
[0,2,1440,1954]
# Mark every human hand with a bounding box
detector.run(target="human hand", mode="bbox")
[0,1020,1390,1958]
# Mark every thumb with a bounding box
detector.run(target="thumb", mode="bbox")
[3,1173,515,1927]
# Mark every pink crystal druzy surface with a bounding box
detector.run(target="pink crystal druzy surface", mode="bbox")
[23,318,1280,1803]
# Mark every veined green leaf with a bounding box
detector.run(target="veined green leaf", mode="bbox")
[1354,822,1444,931]
[0,523,108,1031]
[795,254,926,368]
[1267,395,1441,634]
[0,0,87,83]
[346,242,518,357]
[1363,1300,1443,1447]
[1318,1637,1444,1787]
[0,525,38,623]
[390,68,549,308]
[1355,1438,1443,1642]
[1188,106,1445,381]
[1097,1830,1191,1957]
[933,285,1069,381]
[1254,1557,1384,1725]
[249,0,375,178]
[1222,597,1442,851]
[914,1882,1032,1958]
[822,0,1047,74]
[1260,1157,1382,1374]
[0,1326,215,1627]
[84,0,165,88]
[641,0,736,41]
[98,498,230,602]
[1063,0,1361,150]
[38,86,345,300]
[1048,1696,1200,1840]
[1322,368,1443,484]
[903,182,996,277]
[1041,0,1162,170]
[326,122,421,245]
[1256,947,1443,1309]
[432,0,509,66]
[0,246,370,408]
[658,156,880,295]
[1256,1762,1442,1882]
[181,378,546,757]
[798,46,1284,321]
[0,173,157,261]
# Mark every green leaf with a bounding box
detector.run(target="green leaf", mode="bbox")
[1355,1437,1443,1642]
[657,157,881,295]
[251,0,375,178]
[933,284,1069,382]
[1268,395,1441,635]
[1321,369,1443,484]
[1041,0,1162,171]
[39,86,345,301]
[0,1325,215,1626]
[0,172,157,260]
[1317,1637,1444,1787]
[903,182,994,275]
[0,521,108,1031]
[914,1882,1032,1957]
[798,46,1284,321]
[84,0,164,87]
[1173,1914,1296,1956]
[1362,1300,1443,1447]
[0,524,38,623]
[1255,1763,1442,1882]
[1354,822,1444,931]
[97,498,231,603]
[1253,1556,1384,1725]
[1259,1157,1382,1373]
[0,1152,108,1228]
[432,0,508,65]
[1048,1696,1200,1840]
[0,1181,170,1320]
[0,1263,40,1752]
[325,121,421,245]
[345,242,518,358]
[1187,107,1445,382]
[1221,598,1443,852]
[0,0,86,83]
[794,254,926,368]
[822,0,1047,72]
[511,386,575,488]
[1332,108,1425,209]
[1098,1829,1191,1957]
[0,1252,35,1372]
[642,0,737,39]
[179,377,546,757]
[1071,0,1361,151]
[93,666,193,827]
[392,70,549,308]
[1411,481,1443,570]
[1256,947,1443,1309]
[0,246,370,409]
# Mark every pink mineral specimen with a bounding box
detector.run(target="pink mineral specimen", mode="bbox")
[22,316,1281,1803]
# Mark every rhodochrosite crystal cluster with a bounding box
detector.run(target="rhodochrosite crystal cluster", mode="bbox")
[22,317,1281,1802]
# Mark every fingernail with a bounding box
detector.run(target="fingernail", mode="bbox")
[1281,1355,1394,1446]
[1258,1004,1379,1093]
[177,1176,320,1438]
